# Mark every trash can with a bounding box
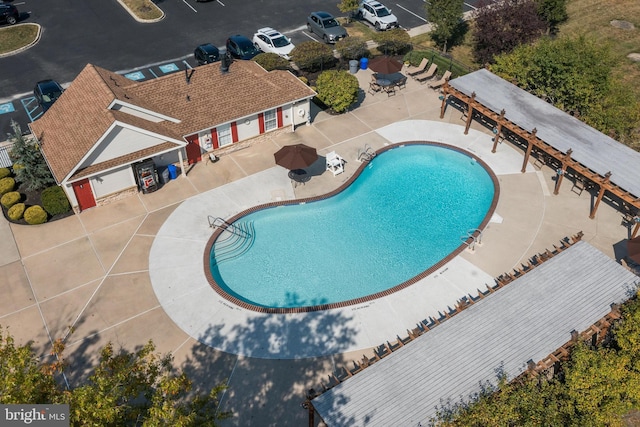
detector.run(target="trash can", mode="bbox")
[158,167,170,184]
[167,164,178,180]
[360,57,369,70]
[349,60,359,74]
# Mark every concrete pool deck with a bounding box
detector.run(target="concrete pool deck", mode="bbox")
[0,69,633,426]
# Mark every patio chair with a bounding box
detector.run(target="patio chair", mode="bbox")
[406,58,428,77]
[383,84,396,97]
[428,70,452,90]
[394,75,407,90]
[326,151,345,176]
[415,64,438,84]
[368,81,382,95]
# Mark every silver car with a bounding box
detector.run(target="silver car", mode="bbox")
[306,11,348,44]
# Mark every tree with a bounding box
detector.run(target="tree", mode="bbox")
[0,327,231,426]
[372,28,411,55]
[316,70,359,114]
[290,41,336,72]
[336,36,370,60]
[536,0,568,34]
[490,35,640,139]
[426,0,464,53]
[338,0,360,23]
[472,0,546,65]
[8,120,55,191]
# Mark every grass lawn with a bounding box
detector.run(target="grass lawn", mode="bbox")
[120,0,163,20]
[0,24,39,55]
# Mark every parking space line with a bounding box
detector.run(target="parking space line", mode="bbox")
[20,97,41,122]
[182,60,193,69]
[395,3,428,22]
[182,0,197,12]
[216,0,225,5]
[464,2,477,9]
[301,31,319,41]
[148,69,158,78]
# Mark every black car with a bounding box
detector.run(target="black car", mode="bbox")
[194,43,220,65]
[34,80,64,112]
[225,35,260,60]
[0,3,19,25]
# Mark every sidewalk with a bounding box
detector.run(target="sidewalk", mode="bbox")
[0,69,631,426]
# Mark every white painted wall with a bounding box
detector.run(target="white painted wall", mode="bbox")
[63,183,78,209]
[236,115,260,141]
[91,165,136,198]
[80,127,167,168]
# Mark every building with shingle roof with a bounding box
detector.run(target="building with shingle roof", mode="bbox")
[29,61,316,211]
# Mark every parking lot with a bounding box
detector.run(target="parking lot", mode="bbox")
[0,0,484,138]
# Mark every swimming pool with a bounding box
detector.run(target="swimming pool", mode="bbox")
[205,142,499,313]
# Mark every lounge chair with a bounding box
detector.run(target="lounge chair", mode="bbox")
[406,58,428,77]
[428,70,452,89]
[415,63,438,84]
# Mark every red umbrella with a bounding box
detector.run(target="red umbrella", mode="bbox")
[368,56,403,75]
[274,144,318,170]
[627,236,640,264]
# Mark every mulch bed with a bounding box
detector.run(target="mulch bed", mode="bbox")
[1,181,74,225]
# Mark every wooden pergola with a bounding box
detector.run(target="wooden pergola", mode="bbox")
[439,69,640,237]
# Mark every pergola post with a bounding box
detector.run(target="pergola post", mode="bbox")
[521,128,538,173]
[491,109,506,153]
[553,148,573,194]
[464,92,476,135]
[632,220,640,238]
[590,171,612,219]
[439,82,449,119]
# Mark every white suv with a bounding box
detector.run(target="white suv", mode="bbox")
[357,0,399,31]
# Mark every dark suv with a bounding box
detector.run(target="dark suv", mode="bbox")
[225,35,260,60]
[194,43,220,65]
[0,4,19,25]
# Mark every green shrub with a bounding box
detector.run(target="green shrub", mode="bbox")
[336,37,370,60]
[253,52,290,71]
[0,167,11,179]
[298,76,309,85]
[41,185,71,216]
[1,191,21,209]
[403,50,435,67]
[290,41,336,72]
[316,70,359,114]
[373,28,411,55]
[0,177,15,196]
[24,205,48,225]
[7,203,25,221]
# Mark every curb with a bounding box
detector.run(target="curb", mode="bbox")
[0,23,42,58]
[116,0,165,23]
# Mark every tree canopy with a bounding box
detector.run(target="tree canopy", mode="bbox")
[426,0,464,53]
[491,36,640,141]
[8,121,56,191]
[472,0,546,65]
[316,70,360,114]
[0,329,231,427]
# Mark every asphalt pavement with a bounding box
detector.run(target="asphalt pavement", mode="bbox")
[0,0,481,138]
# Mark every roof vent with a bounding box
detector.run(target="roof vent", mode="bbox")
[185,66,195,84]
[220,52,232,73]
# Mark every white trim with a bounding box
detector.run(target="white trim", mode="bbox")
[108,99,180,123]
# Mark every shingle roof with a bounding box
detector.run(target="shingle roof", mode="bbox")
[30,61,315,183]
[127,60,316,135]
[312,241,639,426]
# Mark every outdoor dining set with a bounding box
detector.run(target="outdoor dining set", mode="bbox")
[367,55,453,97]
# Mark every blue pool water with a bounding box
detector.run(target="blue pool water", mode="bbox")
[210,144,496,309]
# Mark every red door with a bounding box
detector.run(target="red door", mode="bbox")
[185,134,202,164]
[72,179,96,211]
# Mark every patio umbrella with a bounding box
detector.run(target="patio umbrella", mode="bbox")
[627,236,640,264]
[274,144,318,170]
[368,56,403,75]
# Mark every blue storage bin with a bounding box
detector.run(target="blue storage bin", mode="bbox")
[167,164,178,180]
[360,57,369,70]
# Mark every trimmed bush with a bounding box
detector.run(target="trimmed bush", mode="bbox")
[7,203,25,221]
[373,28,411,55]
[0,177,15,196]
[1,191,21,209]
[290,41,336,72]
[253,52,290,71]
[0,167,11,179]
[41,186,71,216]
[316,70,359,114]
[24,205,48,225]
[336,37,370,60]
[298,76,309,85]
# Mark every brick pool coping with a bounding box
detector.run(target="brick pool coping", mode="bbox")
[203,141,501,314]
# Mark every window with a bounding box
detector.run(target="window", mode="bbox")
[264,109,277,131]
[217,124,232,147]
